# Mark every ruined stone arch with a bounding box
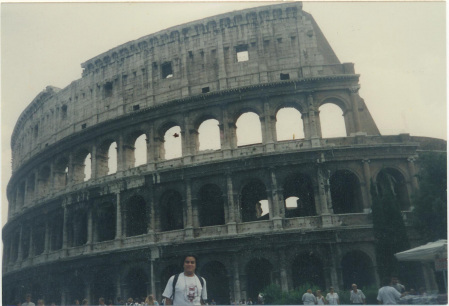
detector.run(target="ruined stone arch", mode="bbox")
[54,156,69,190]
[68,208,87,247]
[234,108,263,147]
[124,129,148,168]
[282,172,316,217]
[97,138,118,176]
[37,164,51,196]
[318,96,349,138]
[200,260,230,305]
[340,250,376,289]
[94,202,116,242]
[375,167,410,210]
[72,147,91,184]
[198,184,225,227]
[245,257,273,301]
[291,251,325,289]
[158,189,184,231]
[239,178,269,222]
[157,120,183,160]
[125,195,148,237]
[330,169,363,214]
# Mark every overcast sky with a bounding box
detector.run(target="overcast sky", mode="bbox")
[1,1,446,227]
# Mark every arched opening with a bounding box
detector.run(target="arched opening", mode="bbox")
[72,149,90,184]
[67,276,85,305]
[21,226,31,259]
[341,251,376,289]
[54,157,69,190]
[236,112,262,146]
[276,107,304,141]
[283,174,316,218]
[124,268,149,299]
[126,196,148,237]
[69,210,87,247]
[330,170,363,214]
[201,261,230,305]
[33,223,45,255]
[376,168,410,210]
[198,184,225,227]
[95,202,116,242]
[17,182,25,209]
[84,153,92,181]
[92,270,115,304]
[292,252,325,289]
[319,103,346,138]
[26,174,35,203]
[198,119,221,151]
[38,166,51,196]
[134,134,147,167]
[246,258,273,301]
[240,180,269,222]
[164,126,182,160]
[160,190,184,231]
[50,211,63,251]
[107,142,118,175]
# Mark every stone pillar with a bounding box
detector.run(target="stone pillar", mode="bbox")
[17,224,23,262]
[91,144,98,179]
[232,255,241,303]
[317,165,331,215]
[150,259,156,295]
[62,205,69,254]
[270,169,283,230]
[115,193,123,240]
[87,207,93,246]
[84,281,92,305]
[302,113,311,139]
[261,100,276,152]
[226,173,237,234]
[407,156,419,191]
[49,163,55,194]
[185,179,194,238]
[44,220,50,254]
[115,274,122,301]
[422,262,438,292]
[349,87,362,134]
[67,152,75,185]
[28,226,34,258]
[306,93,321,147]
[279,250,289,292]
[362,159,372,212]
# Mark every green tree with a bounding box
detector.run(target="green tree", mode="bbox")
[412,152,447,242]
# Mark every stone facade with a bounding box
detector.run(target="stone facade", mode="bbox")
[3,3,446,305]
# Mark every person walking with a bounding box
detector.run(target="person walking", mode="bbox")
[326,287,339,305]
[302,289,317,305]
[162,254,207,305]
[316,290,325,305]
[377,277,405,305]
[349,284,366,305]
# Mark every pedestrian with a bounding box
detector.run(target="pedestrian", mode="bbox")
[100,298,107,306]
[22,294,36,306]
[145,295,155,305]
[36,300,44,306]
[326,287,339,305]
[246,298,253,305]
[316,290,325,305]
[349,284,366,305]
[302,289,317,305]
[162,254,207,305]
[391,277,405,293]
[377,277,405,305]
[82,299,89,306]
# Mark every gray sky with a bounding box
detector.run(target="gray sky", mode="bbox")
[1,1,446,228]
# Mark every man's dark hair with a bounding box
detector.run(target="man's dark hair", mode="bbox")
[382,277,391,286]
[181,254,199,267]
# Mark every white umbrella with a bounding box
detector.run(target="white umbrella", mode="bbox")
[395,240,447,262]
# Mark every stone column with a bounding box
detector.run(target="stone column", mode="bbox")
[422,262,438,292]
[349,87,362,134]
[115,192,123,240]
[407,157,419,191]
[150,259,156,296]
[185,179,194,238]
[261,100,276,152]
[306,93,321,147]
[87,207,93,247]
[90,144,98,179]
[270,169,283,230]
[28,226,35,258]
[44,220,50,254]
[68,152,75,185]
[317,166,331,215]
[49,163,55,194]
[362,159,372,212]
[62,204,69,254]
[279,250,289,292]
[84,281,92,305]
[232,255,241,302]
[226,173,237,234]
[17,224,23,262]
[302,113,311,139]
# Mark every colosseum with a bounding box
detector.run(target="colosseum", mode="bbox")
[3,2,446,305]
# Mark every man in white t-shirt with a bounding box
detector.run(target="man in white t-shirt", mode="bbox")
[326,287,340,305]
[377,277,404,305]
[162,254,207,305]
[22,294,36,306]
[349,284,366,304]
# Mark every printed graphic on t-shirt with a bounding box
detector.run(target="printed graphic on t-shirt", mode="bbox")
[186,284,198,302]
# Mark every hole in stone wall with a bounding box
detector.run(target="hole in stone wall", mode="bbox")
[34,124,39,139]
[104,82,113,98]
[280,73,290,80]
[133,105,140,111]
[108,142,117,175]
[134,134,147,167]
[61,105,67,119]
[319,103,346,138]
[236,45,249,62]
[164,126,182,160]
[81,124,87,129]
[198,119,220,151]
[202,87,210,93]
[84,153,92,181]
[161,62,173,79]
[276,107,304,141]
[236,112,262,146]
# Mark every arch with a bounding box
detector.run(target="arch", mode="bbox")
[69,210,87,247]
[83,153,92,181]
[126,195,148,237]
[95,202,116,242]
[26,173,36,202]
[96,139,117,177]
[276,107,304,141]
[159,190,184,231]
[21,226,31,259]
[134,134,147,167]
[92,269,115,304]
[236,112,262,146]
[107,142,118,175]
[49,211,63,250]
[319,103,347,138]
[54,156,69,190]
[291,252,325,289]
[38,165,51,196]
[33,222,46,255]
[198,119,221,151]
[163,126,182,160]
[246,258,273,301]
[330,170,363,214]
[198,184,225,227]
[240,179,269,222]
[341,250,376,289]
[200,261,230,305]
[282,174,316,218]
[376,168,410,210]
[123,267,149,299]
[72,147,90,184]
